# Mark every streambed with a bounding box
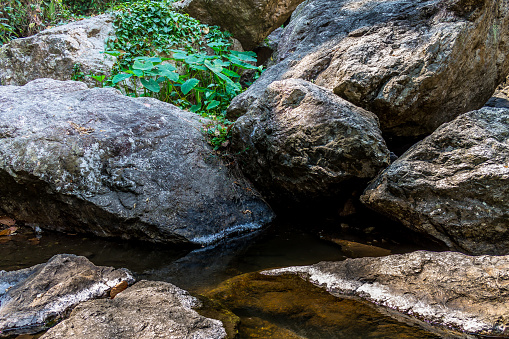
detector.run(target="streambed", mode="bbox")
[1,213,446,338]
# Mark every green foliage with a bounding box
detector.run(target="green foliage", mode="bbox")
[62,0,130,15]
[107,0,231,73]
[109,48,262,149]
[0,0,73,44]
[104,0,262,149]
[71,63,85,81]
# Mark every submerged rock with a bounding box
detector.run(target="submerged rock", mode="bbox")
[264,251,509,337]
[203,271,441,338]
[229,0,509,138]
[0,79,274,245]
[231,79,390,201]
[173,0,306,50]
[0,15,115,87]
[0,254,134,337]
[41,280,227,339]
[361,107,509,255]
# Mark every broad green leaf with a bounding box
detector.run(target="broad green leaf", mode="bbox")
[230,50,258,62]
[132,69,144,77]
[157,63,177,72]
[190,65,208,71]
[103,50,123,57]
[133,60,154,71]
[206,100,220,110]
[160,71,179,82]
[221,68,240,77]
[112,73,132,84]
[141,78,161,93]
[181,78,199,95]
[226,55,259,70]
[204,59,223,74]
[190,104,202,112]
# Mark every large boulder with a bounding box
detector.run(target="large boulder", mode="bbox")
[361,107,509,255]
[228,0,509,138]
[173,0,306,50]
[41,280,227,339]
[264,251,509,337]
[0,79,274,245]
[0,15,115,87]
[0,254,134,337]
[231,79,390,201]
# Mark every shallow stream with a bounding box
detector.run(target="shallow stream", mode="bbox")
[1,211,448,338]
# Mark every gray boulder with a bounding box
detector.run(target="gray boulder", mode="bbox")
[0,254,134,337]
[264,251,509,337]
[173,0,306,50]
[232,79,390,201]
[0,15,115,87]
[361,107,509,255]
[229,0,509,138]
[0,79,274,245]
[41,280,226,339]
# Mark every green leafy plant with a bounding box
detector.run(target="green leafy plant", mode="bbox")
[71,63,85,80]
[62,0,130,15]
[107,0,232,73]
[109,47,262,149]
[102,0,263,149]
[0,0,73,44]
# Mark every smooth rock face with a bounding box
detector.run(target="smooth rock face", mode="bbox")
[0,254,134,337]
[41,280,227,339]
[173,0,306,50]
[0,79,274,244]
[264,251,509,337]
[361,107,509,255]
[0,15,115,87]
[231,79,390,201]
[229,0,509,137]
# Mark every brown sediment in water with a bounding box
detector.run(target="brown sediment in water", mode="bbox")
[199,272,441,339]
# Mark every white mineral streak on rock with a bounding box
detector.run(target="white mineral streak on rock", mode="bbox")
[262,260,494,334]
[190,222,263,245]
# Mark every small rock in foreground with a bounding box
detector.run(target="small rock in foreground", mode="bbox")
[0,254,134,337]
[41,280,227,339]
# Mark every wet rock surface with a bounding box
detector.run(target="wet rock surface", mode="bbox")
[0,15,115,88]
[173,0,306,50]
[265,251,509,337]
[203,271,441,338]
[41,280,226,339]
[0,254,134,337]
[0,79,274,245]
[231,79,390,201]
[361,107,509,255]
[229,0,509,138]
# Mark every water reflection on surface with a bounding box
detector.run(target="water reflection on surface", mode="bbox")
[0,215,446,338]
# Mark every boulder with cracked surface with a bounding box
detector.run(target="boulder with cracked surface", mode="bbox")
[361,107,509,255]
[41,280,227,339]
[231,78,390,201]
[229,0,509,138]
[264,251,509,337]
[0,15,115,87]
[0,254,134,337]
[0,79,274,245]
